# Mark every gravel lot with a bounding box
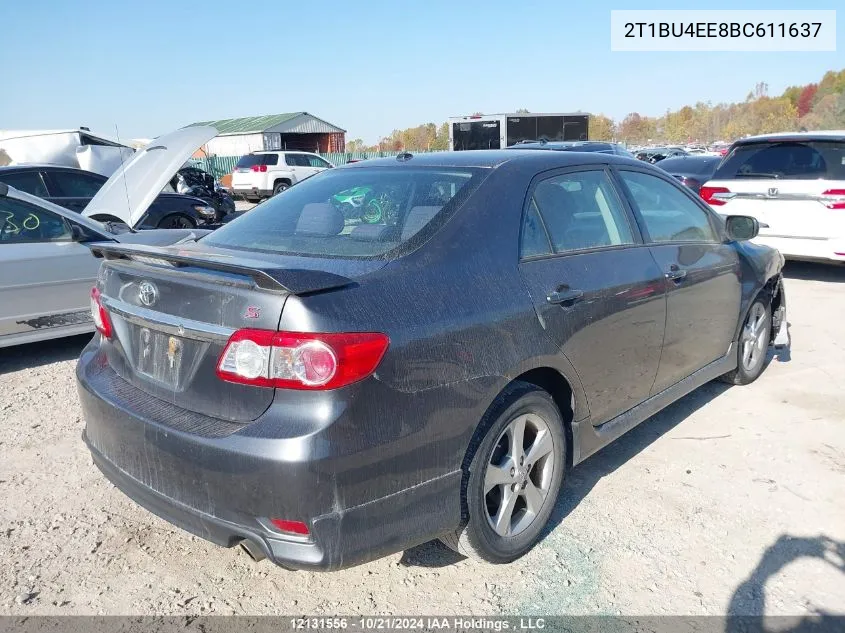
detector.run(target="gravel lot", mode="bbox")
[1,262,843,616]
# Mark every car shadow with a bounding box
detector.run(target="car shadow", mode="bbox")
[0,333,91,375]
[401,379,734,568]
[541,379,732,538]
[782,261,845,283]
[726,534,845,631]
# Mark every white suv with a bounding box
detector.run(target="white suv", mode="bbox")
[701,131,845,264]
[231,151,334,200]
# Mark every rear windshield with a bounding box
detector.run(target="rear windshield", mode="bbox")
[713,140,845,180]
[235,153,279,168]
[204,166,486,258]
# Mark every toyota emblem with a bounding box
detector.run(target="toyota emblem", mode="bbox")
[138,281,159,307]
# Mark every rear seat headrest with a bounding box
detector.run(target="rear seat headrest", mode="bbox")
[295,203,344,236]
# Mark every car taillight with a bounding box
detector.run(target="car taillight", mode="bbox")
[821,189,845,209]
[700,185,731,206]
[216,329,389,390]
[90,287,112,338]
[250,165,267,172]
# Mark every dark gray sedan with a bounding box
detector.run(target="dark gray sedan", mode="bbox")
[76,150,787,570]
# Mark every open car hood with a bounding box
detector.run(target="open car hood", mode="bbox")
[82,126,217,228]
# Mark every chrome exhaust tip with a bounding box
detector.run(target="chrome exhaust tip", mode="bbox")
[239,539,266,562]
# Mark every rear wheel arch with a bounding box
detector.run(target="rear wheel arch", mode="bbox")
[466,369,576,477]
[444,373,572,561]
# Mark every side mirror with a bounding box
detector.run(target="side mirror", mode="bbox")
[725,215,759,241]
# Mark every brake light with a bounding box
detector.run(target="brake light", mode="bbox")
[821,189,845,209]
[90,287,112,339]
[216,329,389,390]
[700,186,731,206]
[270,519,310,536]
[250,164,267,172]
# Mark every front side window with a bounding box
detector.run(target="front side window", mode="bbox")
[528,170,635,253]
[619,170,718,243]
[0,198,72,243]
[49,171,104,197]
[204,167,486,258]
[0,171,49,197]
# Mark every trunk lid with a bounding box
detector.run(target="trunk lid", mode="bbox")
[705,178,845,240]
[83,126,217,228]
[90,241,377,422]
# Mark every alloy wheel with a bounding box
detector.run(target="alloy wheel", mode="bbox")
[741,302,768,372]
[484,413,555,537]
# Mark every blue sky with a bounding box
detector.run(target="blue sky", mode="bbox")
[2,0,842,143]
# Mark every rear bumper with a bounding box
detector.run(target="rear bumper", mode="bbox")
[232,187,272,199]
[755,236,845,264]
[76,343,462,570]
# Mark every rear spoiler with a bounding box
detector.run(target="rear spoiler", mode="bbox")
[88,242,355,295]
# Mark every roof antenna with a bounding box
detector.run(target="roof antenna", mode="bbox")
[114,123,137,233]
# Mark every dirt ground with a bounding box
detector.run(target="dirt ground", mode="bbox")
[1,261,843,617]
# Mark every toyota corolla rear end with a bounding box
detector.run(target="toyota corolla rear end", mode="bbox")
[76,162,488,570]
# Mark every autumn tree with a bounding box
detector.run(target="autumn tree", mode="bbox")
[589,114,615,140]
[346,138,366,152]
[797,84,818,118]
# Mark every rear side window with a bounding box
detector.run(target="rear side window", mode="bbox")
[714,140,845,180]
[0,171,49,197]
[619,170,718,243]
[204,167,486,258]
[305,155,332,168]
[528,170,635,253]
[520,203,552,258]
[49,171,105,197]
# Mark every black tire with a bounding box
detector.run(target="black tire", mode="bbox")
[273,181,290,196]
[720,297,771,385]
[440,382,566,563]
[157,214,196,230]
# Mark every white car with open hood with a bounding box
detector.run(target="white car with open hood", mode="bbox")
[700,131,845,264]
[0,126,218,348]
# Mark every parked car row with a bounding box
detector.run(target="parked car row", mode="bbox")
[8,120,842,577]
[0,127,218,348]
[0,164,235,228]
[71,140,787,571]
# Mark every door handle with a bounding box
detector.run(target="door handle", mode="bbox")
[664,266,687,281]
[547,287,584,306]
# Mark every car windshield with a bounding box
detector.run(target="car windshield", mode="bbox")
[713,140,845,180]
[204,166,486,258]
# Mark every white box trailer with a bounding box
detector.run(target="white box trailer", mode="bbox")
[448,113,590,151]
